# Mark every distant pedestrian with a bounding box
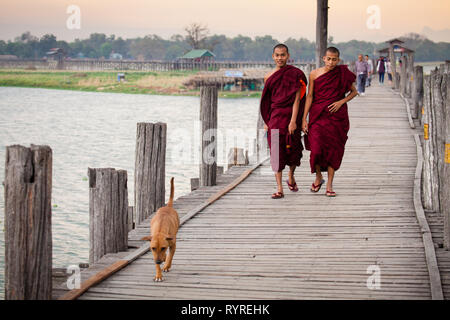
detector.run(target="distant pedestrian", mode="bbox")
[355,54,369,96]
[365,55,373,87]
[386,59,393,85]
[377,56,387,84]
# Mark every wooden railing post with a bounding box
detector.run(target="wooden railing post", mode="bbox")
[128,206,134,231]
[443,72,450,250]
[407,53,415,98]
[413,66,424,120]
[227,147,249,169]
[432,68,446,215]
[4,144,52,300]
[400,56,408,96]
[199,85,218,186]
[422,74,433,210]
[135,122,166,225]
[88,168,128,264]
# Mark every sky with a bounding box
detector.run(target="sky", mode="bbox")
[0,0,449,43]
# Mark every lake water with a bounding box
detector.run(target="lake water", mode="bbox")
[0,87,259,299]
[415,62,446,75]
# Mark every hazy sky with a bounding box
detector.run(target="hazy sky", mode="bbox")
[1,0,449,42]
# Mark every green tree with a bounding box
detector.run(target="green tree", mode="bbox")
[38,34,57,57]
[100,42,113,58]
[165,44,185,60]
[0,40,6,54]
[111,37,128,56]
[129,35,166,60]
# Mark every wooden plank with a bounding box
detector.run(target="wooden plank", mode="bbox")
[413,134,444,300]
[400,93,415,129]
[59,82,443,300]
[59,260,129,300]
[59,156,269,299]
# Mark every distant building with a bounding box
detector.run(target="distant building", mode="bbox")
[179,49,215,63]
[183,68,269,91]
[378,38,414,56]
[46,48,65,58]
[46,48,65,69]
[109,51,123,60]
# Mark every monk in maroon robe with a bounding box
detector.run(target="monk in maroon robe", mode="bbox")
[260,44,307,199]
[302,47,357,197]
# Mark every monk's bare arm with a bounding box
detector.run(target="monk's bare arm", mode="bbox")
[344,83,358,103]
[328,82,358,113]
[288,88,302,134]
[302,72,316,133]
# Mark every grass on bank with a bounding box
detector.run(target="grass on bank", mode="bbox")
[0,69,262,98]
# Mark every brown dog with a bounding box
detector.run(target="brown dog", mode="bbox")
[141,177,179,282]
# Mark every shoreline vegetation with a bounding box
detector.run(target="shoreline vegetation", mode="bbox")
[0,61,444,97]
[0,69,262,98]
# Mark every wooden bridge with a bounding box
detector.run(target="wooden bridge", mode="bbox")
[48,81,448,300]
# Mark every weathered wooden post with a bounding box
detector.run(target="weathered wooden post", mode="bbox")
[413,66,424,120]
[315,0,328,68]
[395,73,401,91]
[388,46,397,89]
[400,56,408,96]
[432,68,446,215]
[428,69,441,212]
[227,147,249,169]
[199,85,218,186]
[128,206,134,231]
[443,72,450,250]
[422,75,433,210]
[190,178,199,191]
[135,122,166,225]
[405,52,413,98]
[4,144,52,300]
[89,168,128,264]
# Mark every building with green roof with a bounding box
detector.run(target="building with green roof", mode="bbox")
[179,49,215,62]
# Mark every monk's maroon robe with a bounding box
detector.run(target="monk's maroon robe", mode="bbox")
[305,65,356,173]
[260,65,307,172]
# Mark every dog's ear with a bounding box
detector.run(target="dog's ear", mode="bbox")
[141,235,152,241]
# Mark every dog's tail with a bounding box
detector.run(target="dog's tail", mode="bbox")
[167,177,174,207]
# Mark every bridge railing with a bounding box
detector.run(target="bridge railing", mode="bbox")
[0,58,315,72]
[398,61,450,250]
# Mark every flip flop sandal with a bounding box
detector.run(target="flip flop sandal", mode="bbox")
[311,179,325,193]
[326,190,336,197]
[271,191,284,199]
[286,179,299,192]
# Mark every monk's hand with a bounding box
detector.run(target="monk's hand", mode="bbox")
[302,119,308,134]
[328,100,344,113]
[288,121,297,135]
[263,124,268,132]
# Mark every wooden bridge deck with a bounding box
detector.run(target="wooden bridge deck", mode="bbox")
[55,82,439,299]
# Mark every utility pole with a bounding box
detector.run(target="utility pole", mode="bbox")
[315,0,328,68]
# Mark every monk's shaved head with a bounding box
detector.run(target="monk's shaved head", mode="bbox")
[273,43,289,54]
[326,47,340,57]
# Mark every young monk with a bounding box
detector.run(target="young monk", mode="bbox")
[260,44,307,199]
[302,47,358,197]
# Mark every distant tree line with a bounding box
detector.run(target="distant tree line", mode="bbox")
[0,30,448,62]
